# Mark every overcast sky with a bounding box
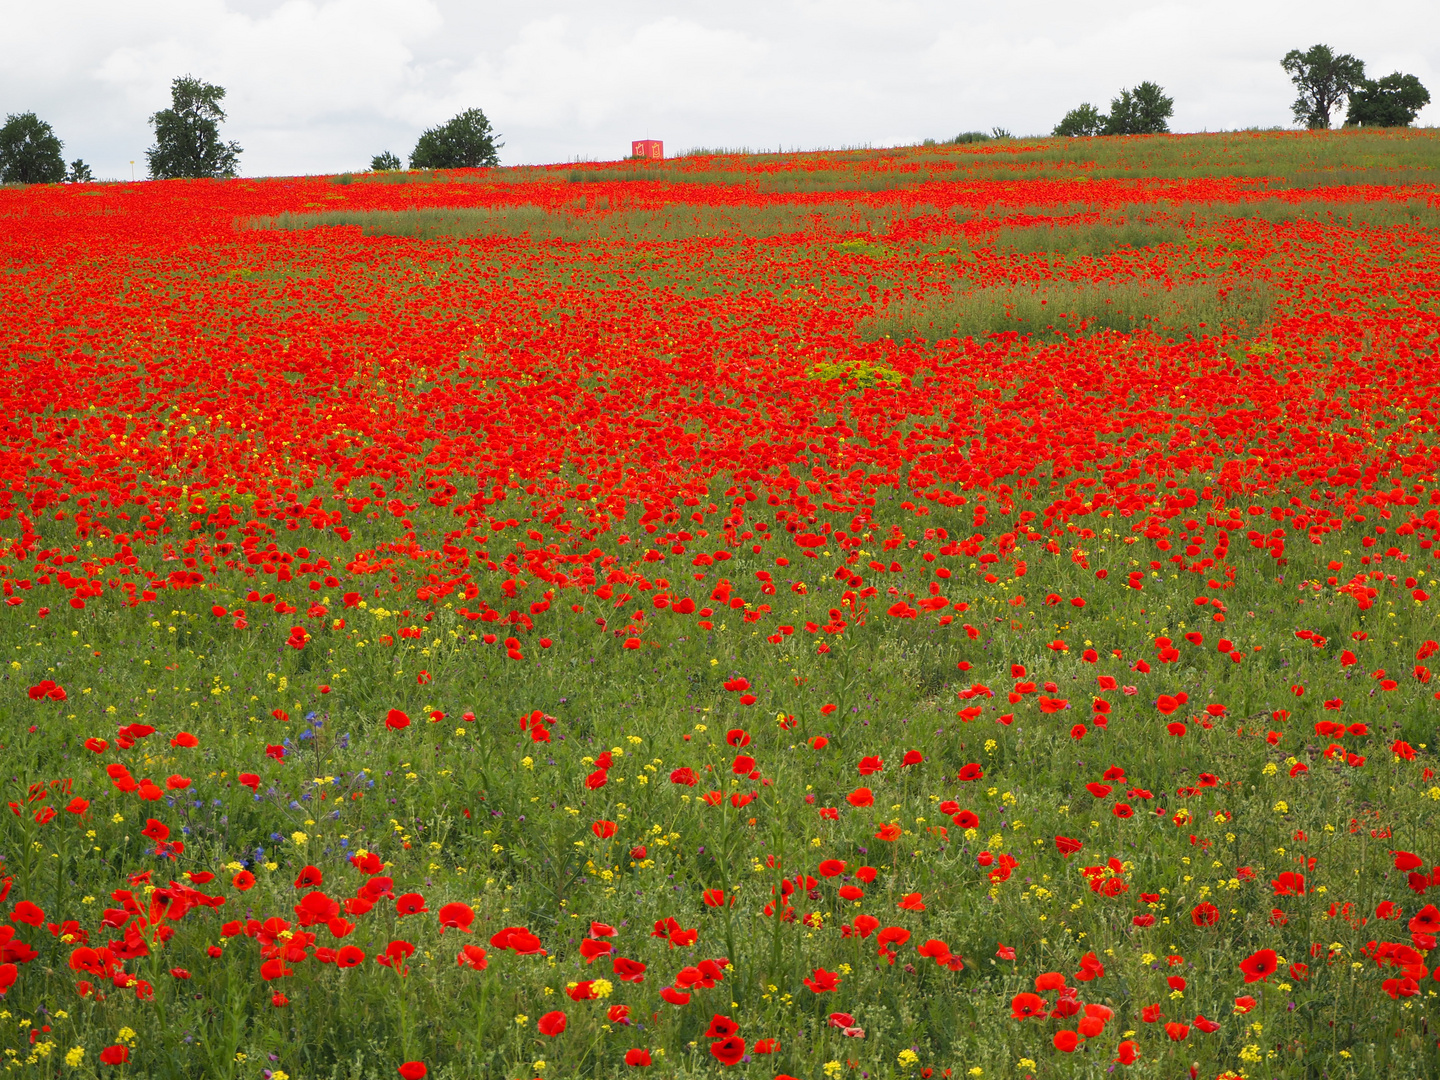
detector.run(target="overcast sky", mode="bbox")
[5,0,1438,179]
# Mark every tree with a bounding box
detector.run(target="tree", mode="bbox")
[146,75,242,179]
[370,150,402,171]
[1346,72,1431,127]
[1282,45,1366,129]
[1103,82,1173,135]
[1053,103,1105,138]
[66,159,94,183]
[0,112,65,184]
[409,108,501,170]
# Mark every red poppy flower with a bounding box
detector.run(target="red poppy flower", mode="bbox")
[438,902,474,933]
[1239,948,1278,983]
[397,1063,427,1080]
[709,1035,746,1066]
[337,945,366,968]
[456,944,487,970]
[612,956,647,982]
[624,1049,651,1066]
[704,1014,739,1038]
[803,967,840,993]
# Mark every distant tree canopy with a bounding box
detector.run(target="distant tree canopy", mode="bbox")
[1282,46,1429,129]
[409,109,501,170]
[1282,45,1366,129]
[1052,83,1172,138]
[66,159,93,183]
[1053,103,1105,138]
[1346,72,1431,128]
[0,112,65,184]
[147,75,242,180]
[370,150,402,171]
[1105,83,1174,135]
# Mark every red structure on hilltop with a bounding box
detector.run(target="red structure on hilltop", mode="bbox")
[631,140,663,160]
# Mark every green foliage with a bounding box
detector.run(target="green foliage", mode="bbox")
[0,112,65,184]
[1053,103,1105,138]
[370,150,402,172]
[66,158,93,183]
[1282,45,1366,129]
[146,75,243,179]
[1053,84,1170,139]
[1346,72,1431,128]
[809,358,902,389]
[1103,81,1174,135]
[409,109,502,170]
[951,132,992,144]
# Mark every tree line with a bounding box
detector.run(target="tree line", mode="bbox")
[1,46,1432,184]
[1044,44,1429,141]
[0,76,501,184]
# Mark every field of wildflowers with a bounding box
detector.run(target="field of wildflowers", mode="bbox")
[1,129,1439,1080]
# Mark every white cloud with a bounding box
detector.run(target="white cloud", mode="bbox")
[1,0,1436,177]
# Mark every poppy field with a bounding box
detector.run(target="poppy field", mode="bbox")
[2,129,1440,1080]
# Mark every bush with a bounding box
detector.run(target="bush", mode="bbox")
[1346,73,1431,127]
[66,159,93,183]
[146,75,242,179]
[409,109,501,170]
[0,112,65,184]
[370,150,402,172]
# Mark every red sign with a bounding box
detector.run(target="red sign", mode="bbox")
[631,140,663,160]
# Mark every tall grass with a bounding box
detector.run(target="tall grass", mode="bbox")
[861,278,1273,343]
[991,218,1188,256]
[246,203,939,243]
[1165,199,1440,228]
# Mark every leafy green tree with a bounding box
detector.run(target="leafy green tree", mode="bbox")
[66,159,94,183]
[1103,82,1174,135]
[1346,73,1431,127]
[370,150,402,171]
[409,108,501,170]
[146,75,242,179]
[1053,103,1105,137]
[1282,45,1366,129]
[0,112,65,184]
